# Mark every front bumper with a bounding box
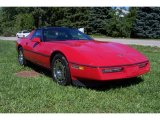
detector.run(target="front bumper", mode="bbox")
[69,61,150,81]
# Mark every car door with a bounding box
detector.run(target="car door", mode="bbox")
[23,30,37,62]
[25,29,42,64]
[26,29,50,68]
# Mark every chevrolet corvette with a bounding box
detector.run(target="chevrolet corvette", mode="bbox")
[16,27,150,85]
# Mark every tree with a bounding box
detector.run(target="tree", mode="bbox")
[88,7,112,35]
[105,7,137,38]
[0,7,138,37]
[14,13,34,31]
[31,7,46,28]
[131,7,160,38]
[0,8,3,34]
[54,8,90,33]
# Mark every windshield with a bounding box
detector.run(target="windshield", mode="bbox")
[43,28,93,41]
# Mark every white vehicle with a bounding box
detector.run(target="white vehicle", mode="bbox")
[16,30,30,38]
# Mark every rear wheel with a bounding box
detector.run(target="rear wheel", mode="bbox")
[18,47,27,66]
[51,54,71,85]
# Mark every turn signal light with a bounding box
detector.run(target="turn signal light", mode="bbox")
[72,65,84,70]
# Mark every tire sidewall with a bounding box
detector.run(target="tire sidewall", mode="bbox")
[18,47,27,66]
[51,54,71,85]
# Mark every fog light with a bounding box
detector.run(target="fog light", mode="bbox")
[102,67,123,73]
[72,65,84,70]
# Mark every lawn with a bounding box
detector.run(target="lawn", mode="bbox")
[0,40,160,113]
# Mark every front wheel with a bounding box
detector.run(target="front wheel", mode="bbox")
[51,54,71,86]
[18,47,27,66]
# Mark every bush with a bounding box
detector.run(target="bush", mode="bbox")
[14,13,34,32]
[2,29,15,36]
[131,7,160,39]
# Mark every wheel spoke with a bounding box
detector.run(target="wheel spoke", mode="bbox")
[53,59,66,82]
[18,51,24,65]
[61,65,66,80]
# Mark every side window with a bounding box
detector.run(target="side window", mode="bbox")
[27,31,34,40]
[31,30,43,41]
[70,30,87,40]
[44,29,58,41]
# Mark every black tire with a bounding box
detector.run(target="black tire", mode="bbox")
[18,47,27,66]
[51,53,71,85]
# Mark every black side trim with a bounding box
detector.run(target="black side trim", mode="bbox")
[69,60,149,68]
[24,49,50,58]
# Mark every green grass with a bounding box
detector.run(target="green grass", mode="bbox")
[0,40,160,113]
[90,34,109,38]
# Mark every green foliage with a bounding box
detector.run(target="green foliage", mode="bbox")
[37,7,90,34]
[105,7,137,38]
[88,7,112,34]
[63,8,89,28]
[0,7,138,38]
[0,21,16,36]
[14,13,34,31]
[132,7,160,39]
[0,8,35,36]
[31,7,46,28]
[0,7,92,35]
[0,9,3,34]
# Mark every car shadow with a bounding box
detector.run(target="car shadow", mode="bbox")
[72,77,144,91]
[26,62,144,91]
[26,61,52,77]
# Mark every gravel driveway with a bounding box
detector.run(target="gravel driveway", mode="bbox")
[95,38,160,47]
[0,36,17,41]
[1,36,160,47]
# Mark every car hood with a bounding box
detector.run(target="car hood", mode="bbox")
[51,40,148,67]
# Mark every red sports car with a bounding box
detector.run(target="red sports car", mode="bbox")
[16,27,150,85]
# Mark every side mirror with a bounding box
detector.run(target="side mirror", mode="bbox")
[32,37,41,43]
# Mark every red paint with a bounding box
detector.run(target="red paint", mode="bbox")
[16,30,150,81]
